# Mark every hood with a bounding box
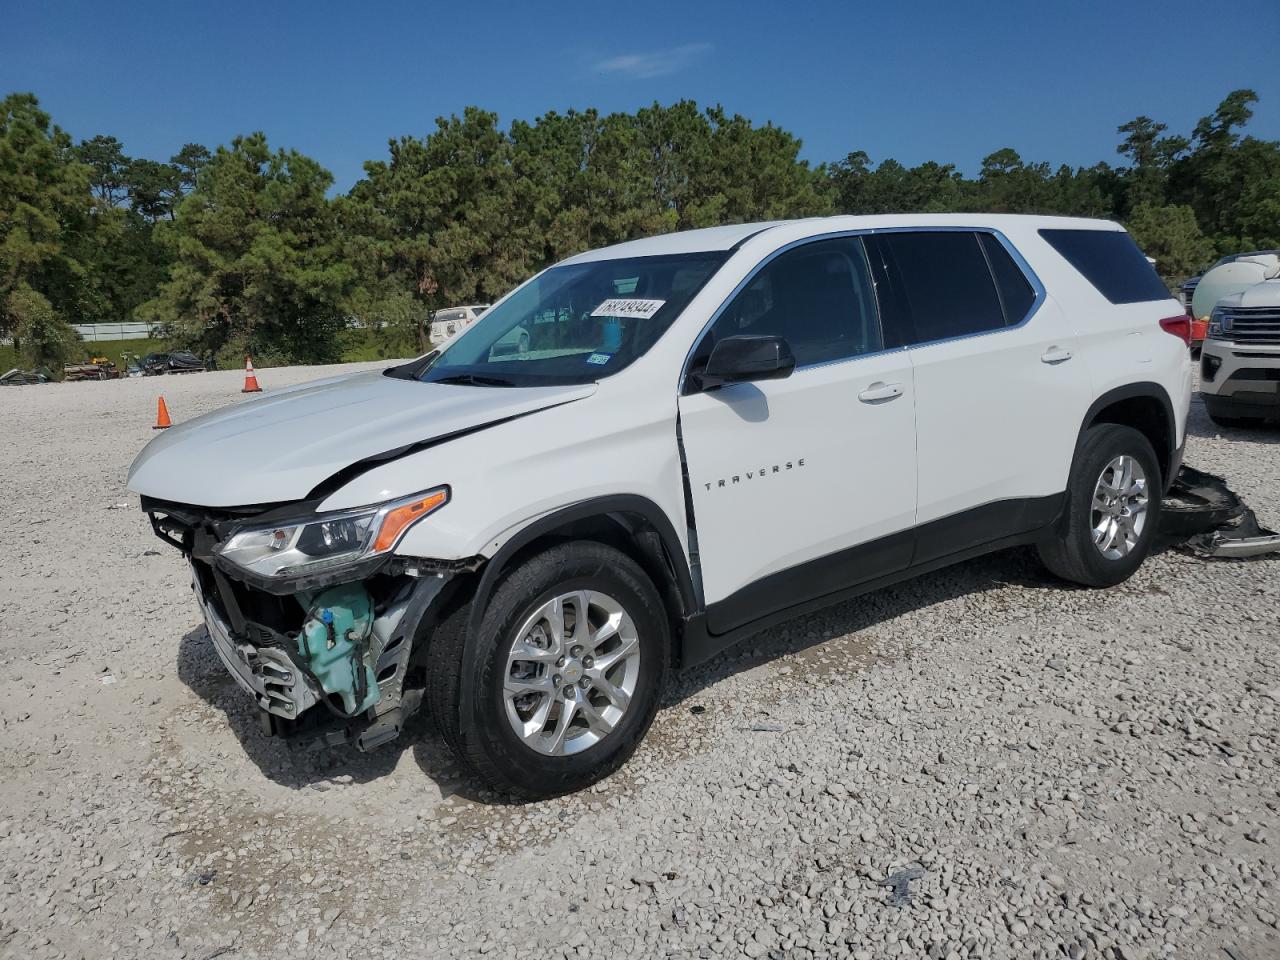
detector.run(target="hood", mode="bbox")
[127,369,596,507]
[1228,279,1280,309]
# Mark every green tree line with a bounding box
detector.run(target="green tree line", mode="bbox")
[3,90,1277,373]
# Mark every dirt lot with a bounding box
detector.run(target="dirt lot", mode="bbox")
[1,364,1277,960]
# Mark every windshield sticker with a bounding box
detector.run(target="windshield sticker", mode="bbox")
[591,298,665,320]
[586,353,612,366]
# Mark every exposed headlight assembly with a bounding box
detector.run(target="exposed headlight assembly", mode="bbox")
[216,487,449,580]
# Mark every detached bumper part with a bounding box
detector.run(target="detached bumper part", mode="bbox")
[1194,532,1280,559]
[1161,466,1280,559]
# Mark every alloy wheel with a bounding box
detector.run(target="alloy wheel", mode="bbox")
[502,590,640,756]
[1090,454,1149,560]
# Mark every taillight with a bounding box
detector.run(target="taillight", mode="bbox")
[1159,315,1191,345]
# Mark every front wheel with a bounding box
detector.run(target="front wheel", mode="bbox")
[1037,424,1162,588]
[427,541,667,799]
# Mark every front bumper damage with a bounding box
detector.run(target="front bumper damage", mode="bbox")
[196,570,320,718]
[146,497,476,751]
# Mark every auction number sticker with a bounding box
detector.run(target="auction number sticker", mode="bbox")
[591,298,666,320]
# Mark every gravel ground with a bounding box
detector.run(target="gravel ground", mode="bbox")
[1,363,1277,960]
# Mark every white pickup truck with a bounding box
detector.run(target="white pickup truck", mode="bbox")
[129,215,1192,797]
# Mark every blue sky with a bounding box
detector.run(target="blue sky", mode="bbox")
[5,0,1278,192]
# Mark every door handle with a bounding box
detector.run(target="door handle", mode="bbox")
[1041,347,1073,365]
[858,381,904,403]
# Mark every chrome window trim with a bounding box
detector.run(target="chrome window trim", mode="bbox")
[679,226,1047,394]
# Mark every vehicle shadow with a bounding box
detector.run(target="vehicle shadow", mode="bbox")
[176,539,1187,805]
[662,545,1058,708]
[712,381,771,422]
[176,623,518,803]
[1187,395,1280,443]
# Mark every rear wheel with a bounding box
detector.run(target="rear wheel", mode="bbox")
[427,541,667,799]
[1037,424,1161,588]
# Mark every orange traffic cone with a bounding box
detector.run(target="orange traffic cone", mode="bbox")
[242,356,263,393]
[153,396,172,430]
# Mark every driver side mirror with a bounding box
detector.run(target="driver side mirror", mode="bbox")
[697,335,796,391]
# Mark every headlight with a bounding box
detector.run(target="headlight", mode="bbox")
[1208,307,1231,339]
[216,487,449,579]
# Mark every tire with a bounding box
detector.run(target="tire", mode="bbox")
[1036,424,1162,588]
[427,541,668,799]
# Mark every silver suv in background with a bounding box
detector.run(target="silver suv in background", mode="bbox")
[1200,255,1280,425]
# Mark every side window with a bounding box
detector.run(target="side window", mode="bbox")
[868,232,1005,345]
[703,237,882,368]
[979,233,1037,324]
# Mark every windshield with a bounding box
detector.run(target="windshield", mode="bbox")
[418,253,726,386]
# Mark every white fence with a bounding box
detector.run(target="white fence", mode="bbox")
[71,322,157,342]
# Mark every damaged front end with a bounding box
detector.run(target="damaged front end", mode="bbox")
[145,494,477,751]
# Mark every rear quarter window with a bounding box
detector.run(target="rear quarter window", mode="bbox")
[1039,229,1171,305]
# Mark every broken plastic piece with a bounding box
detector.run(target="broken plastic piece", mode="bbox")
[1189,531,1280,558]
[880,865,925,907]
[1161,466,1280,559]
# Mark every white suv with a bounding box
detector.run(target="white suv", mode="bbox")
[426,304,490,347]
[128,215,1193,797]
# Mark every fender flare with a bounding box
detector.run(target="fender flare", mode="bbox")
[1077,381,1178,478]
[456,495,698,720]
